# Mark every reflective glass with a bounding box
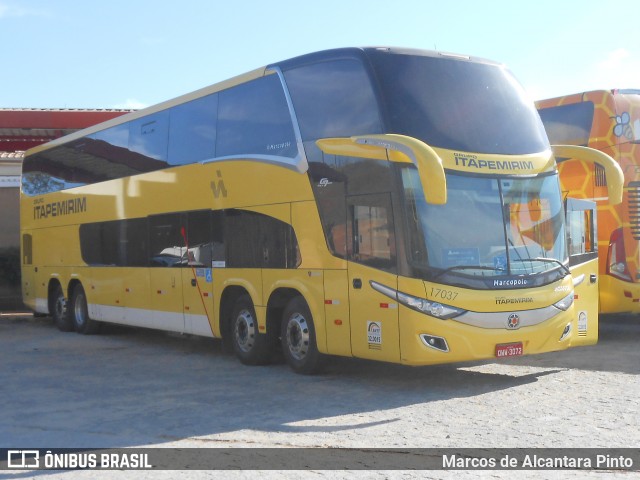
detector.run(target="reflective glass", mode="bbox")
[369,52,549,155]
[538,102,594,146]
[401,166,567,284]
[168,94,218,165]
[128,111,170,161]
[217,74,297,158]
[283,59,382,141]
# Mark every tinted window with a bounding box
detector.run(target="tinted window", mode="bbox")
[22,74,297,197]
[80,209,298,269]
[80,219,148,267]
[93,123,129,149]
[224,210,260,268]
[538,102,595,146]
[184,210,215,267]
[129,111,170,162]
[309,154,393,264]
[217,74,297,158]
[347,193,396,271]
[22,122,169,196]
[122,218,148,267]
[368,52,549,155]
[284,59,383,141]
[149,213,185,267]
[80,221,121,266]
[22,234,32,265]
[168,94,218,165]
[225,210,299,268]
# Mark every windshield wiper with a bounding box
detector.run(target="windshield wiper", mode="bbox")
[519,257,571,276]
[433,265,503,280]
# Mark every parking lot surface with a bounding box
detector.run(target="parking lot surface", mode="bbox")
[1,313,638,479]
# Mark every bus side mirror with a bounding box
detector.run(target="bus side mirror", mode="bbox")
[552,145,624,205]
[316,134,447,205]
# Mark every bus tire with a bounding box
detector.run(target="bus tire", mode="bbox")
[230,295,272,365]
[50,284,74,332]
[70,284,100,335]
[280,297,324,374]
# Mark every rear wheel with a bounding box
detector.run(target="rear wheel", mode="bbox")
[70,284,100,334]
[51,284,73,332]
[280,297,324,374]
[230,295,273,365]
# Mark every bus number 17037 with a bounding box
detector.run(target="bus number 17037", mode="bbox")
[430,288,459,302]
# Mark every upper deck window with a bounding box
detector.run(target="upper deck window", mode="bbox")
[368,52,549,155]
[22,74,298,196]
[538,102,595,146]
[217,74,297,158]
[283,59,383,141]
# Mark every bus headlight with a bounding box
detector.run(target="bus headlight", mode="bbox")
[396,291,466,319]
[553,291,574,311]
[370,280,466,319]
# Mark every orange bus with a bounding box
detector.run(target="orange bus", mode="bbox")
[537,90,640,314]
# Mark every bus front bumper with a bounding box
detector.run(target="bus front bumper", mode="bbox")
[398,307,574,366]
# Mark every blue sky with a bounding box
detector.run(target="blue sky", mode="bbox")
[1,0,638,110]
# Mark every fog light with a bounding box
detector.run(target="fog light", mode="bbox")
[559,323,572,341]
[420,334,449,352]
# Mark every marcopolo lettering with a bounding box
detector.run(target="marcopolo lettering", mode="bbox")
[34,197,87,220]
[493,278,529,287]
[454,153,534,171]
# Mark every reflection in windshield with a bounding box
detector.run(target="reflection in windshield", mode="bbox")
[369,52,549,155]
[401,167,567,283]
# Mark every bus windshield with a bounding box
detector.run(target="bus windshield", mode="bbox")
[369,51,549,155]
[401,166,568,286]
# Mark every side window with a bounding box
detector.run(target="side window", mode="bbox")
[347,193,396,271]
[79,221,120,266]
[78,210,299,268]
[122,218,148,267]
[149,213,185,267]
[309,159,348,258]
[22,234,32,265]
[129,111,170,162]
[168,94,218,165]
[185,210,214,267]
[210,211,226,267]
[566,198,598,266]
[87,122,167,179]
[224,210,261,268]
[309,155,394,262]
[538,102,595,146]
[22,144,91,196]
[283,59,382,141]
[217,74,297,158]
[260,215,300,269]
[224,209,300,268]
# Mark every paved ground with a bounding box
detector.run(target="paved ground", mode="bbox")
[0,312,638,479]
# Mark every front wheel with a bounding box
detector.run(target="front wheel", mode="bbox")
[280,297,324,374]
[70,284,100,334]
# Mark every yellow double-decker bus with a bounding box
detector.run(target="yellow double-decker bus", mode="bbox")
[537,89,640,314]
[21,48,623,373]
